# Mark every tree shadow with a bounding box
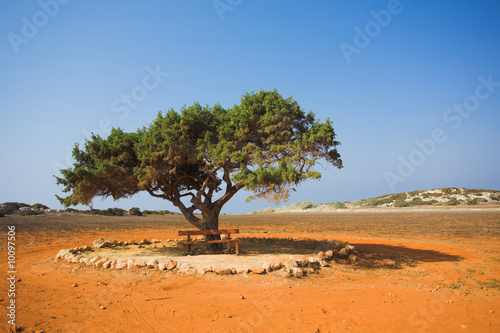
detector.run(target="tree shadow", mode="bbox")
[143,237,464,270]
[343,242,464,269]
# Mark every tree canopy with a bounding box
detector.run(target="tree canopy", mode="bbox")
[56,90,342,231]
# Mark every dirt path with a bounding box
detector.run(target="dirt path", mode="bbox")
[1,211,499,332]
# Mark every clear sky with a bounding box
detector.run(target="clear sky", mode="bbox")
[1,0,499,214]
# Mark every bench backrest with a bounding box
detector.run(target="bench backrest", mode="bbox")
[178,229,239,236]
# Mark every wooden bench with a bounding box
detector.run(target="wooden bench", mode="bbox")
[178,229,239,256]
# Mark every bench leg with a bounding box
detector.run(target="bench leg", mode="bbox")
[183,244,187,256]
[235,241,239,255]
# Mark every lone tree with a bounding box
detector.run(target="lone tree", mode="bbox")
[56,90,342,249]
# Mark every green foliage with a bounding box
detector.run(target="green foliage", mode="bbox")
[394,199,409,207]
[23,210,42,216]
[445,197,462,206]
[408,197,425,206]
[142,210,175,215]
[0,212,4,217]
[334,201,345,210]
[422,192,441,198]
[442,187,461,195]
[129,207,142,216]
[282,201,317,211]
[55,90,342,230]
[490,194,499,201]
[389,193,407,201]
[0,202,29,215]
[32,203,49,210]
[467,198,478,205]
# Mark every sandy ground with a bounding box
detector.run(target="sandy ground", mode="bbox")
[1,208,499,332]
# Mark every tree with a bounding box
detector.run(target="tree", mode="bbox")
[56,90,342,250]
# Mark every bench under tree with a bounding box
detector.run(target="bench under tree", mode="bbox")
[178,229,239,256]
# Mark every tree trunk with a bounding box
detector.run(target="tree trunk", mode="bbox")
[202,211,224,252]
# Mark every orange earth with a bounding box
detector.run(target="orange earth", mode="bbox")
[1,208,499,332]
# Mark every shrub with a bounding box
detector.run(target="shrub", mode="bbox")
[446,198,462,206]
[0,212,4,217]
[490,194,499,201]
[334,201,345,210]
[443,188,461,195]
[31,203,49,210]
[467,198,478,205]
[394,199,409,207]
[0,202,29,215]
[23,210,42,216]
[389,193,407,202]
[129,207,142,216]
[409,197,425,206]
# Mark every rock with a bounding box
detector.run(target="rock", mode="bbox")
[262,263,272,272]
[197,268,210,275]
[102,260,112,269]
[278,267,292,277]
[79,257,89,265]
[337,248,348,258]
[72,283,78,287]
[115,262,127,270]
[127,240,136,245]
[56,249,72,259]
[291,267,304,278]
[286,259,299,268]
[250,266,265,274]
[95,258,108,268]
[127,260,136,270]
[79,245,92,252]
[318,251,327,260]
[230,267,237,274]
[325,250,334,259]
[348,254,357,264]
[89,256,102,264]
[308,257,320,266]
[202,266,214,273]
[319,260,329,267]
[147,259,158,268]
[64,253,75,262]
[158,263,167,271]
[139,239,151,245]
[271,262,282,271]
[71,255,82,263]
[290,255,308,267]
[305,267,316,275]
[93,238,113,249]
[166,260,177,270]
[179,263,190,270]
[236,268,249,274]
[345,244,356,253]
[214,267,232,275]
[135,260,147,268]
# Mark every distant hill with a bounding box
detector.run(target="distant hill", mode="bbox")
[250,188,500,214]
[0,202,176,217]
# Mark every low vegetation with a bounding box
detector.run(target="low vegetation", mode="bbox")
[250,188,500,214]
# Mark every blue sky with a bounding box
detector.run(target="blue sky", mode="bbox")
[1,0,499,214]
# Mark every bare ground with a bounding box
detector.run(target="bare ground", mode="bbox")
[1,208,499,332]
